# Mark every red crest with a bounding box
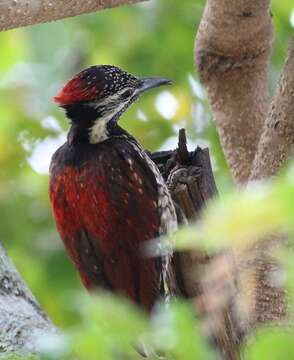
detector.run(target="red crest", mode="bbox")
[54,70,102,106]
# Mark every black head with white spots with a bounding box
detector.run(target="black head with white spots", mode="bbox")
[54,65,172,144]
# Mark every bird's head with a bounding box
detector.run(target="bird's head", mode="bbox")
[54,65,172,143]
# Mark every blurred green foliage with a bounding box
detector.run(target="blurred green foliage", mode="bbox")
[0,0,294,359]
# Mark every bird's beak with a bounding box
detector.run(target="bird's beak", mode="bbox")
[137,77,173,94]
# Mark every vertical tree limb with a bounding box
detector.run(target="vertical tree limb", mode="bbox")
[248,37,294,328]
[251,36,294,180]
[195,0,273,185]
[194,0,289,341]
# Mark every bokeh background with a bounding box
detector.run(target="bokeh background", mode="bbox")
[0,0,293,329]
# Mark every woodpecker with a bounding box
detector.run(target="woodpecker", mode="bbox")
[49,65,177,312]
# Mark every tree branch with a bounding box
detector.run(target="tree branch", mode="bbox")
[195,0,273,185]
[251,36,294,180]
[0,241,58,355]
[247,37,294,328]
[0,0,146,31]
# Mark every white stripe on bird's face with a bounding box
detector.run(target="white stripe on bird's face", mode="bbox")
[88,88,135,144]
[88,105,123,144]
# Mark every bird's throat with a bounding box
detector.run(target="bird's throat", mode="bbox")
[67,112,119,146]
[65,101,128,145]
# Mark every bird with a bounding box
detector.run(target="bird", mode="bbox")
[49,65,177,312]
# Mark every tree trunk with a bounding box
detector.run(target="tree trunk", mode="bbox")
[195,0,290,341]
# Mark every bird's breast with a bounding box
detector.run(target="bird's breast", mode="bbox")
[49,138,175,310]
[49,139,161,255]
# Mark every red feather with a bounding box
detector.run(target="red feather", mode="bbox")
[54,71,103,106]
[49,138,162,311]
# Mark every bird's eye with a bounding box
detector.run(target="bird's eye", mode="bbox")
[121,89,133,99]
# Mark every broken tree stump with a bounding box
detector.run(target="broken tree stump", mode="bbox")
[151,129,242,360]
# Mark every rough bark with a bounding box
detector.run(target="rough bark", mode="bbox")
[251,36,294,180]
[195,0,273,185]
[0,241,58,356]
[151,131,242,360]
[152,132,218,300]
[247,37,294,328]
[0,0,145,31]
[194,0,292,344]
